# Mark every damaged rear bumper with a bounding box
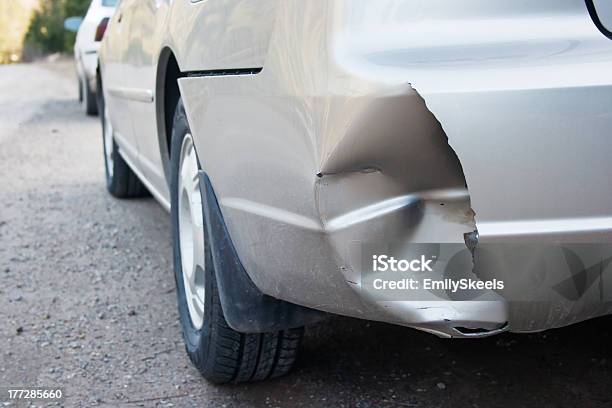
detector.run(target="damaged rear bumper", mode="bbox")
[179,0,612,337]
[324,0,612,334]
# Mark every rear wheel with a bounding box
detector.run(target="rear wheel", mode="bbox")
[77,76,83,102]
[82,76,98,116]
[100,88,148,198]
[170,98,303,384]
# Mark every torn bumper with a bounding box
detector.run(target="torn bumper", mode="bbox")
[327,0,612,333]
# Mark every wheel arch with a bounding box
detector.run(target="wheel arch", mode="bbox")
[95,61,103,116]
[197,171,328,333]
[156,47,184,187]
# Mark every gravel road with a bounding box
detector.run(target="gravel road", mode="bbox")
[1,60,612,408]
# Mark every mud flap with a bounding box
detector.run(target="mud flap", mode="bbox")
[198,171,327,333]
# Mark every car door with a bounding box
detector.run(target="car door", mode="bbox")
[123,0,170,199]
[102,0,139,166]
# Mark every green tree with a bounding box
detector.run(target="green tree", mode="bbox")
[24,0,91,54]
[24,0,66,53]
[64,0,91,19]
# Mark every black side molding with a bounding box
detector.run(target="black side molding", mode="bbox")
[198,171,327,333]
[186,67,263,78]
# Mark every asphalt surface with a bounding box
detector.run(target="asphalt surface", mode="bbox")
[1,59,612,408]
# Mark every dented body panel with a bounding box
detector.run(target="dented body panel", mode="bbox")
[100,0,612,337]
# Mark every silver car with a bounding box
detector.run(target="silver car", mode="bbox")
[98,0,612,383]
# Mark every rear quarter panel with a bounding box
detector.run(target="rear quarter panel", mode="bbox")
[167,0,277,71]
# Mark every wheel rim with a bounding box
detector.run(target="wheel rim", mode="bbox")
[103,107,114,179]
[178,134,206,330]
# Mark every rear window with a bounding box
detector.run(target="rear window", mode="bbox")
[102,0,118,6]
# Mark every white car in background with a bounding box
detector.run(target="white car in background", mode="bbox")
[71,0,117,115]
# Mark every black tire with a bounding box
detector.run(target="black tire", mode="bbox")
[78,76,83,102]
[83,75,98,116]
[170,99,303,384]
[99,86,148,198]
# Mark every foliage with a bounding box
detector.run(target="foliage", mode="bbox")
[24,0,91,54]
[0,0,38,63]
[64,0,91,19]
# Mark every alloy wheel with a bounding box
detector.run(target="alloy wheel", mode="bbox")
[177,134,206,330]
